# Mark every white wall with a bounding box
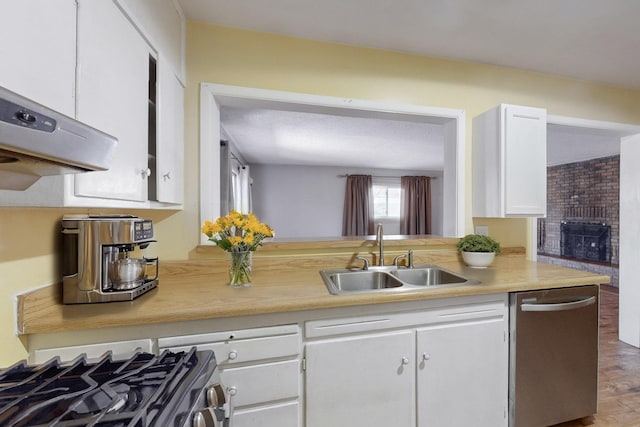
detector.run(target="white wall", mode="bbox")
[250,164,443,239]
[619,133,640,347]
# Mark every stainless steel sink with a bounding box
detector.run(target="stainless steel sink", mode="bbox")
[389,267,468,286]
[323,270,404,294]
[320,265,479,295]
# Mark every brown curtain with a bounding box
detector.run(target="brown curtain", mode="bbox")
[400,176,431,235]
[342,175,374,236]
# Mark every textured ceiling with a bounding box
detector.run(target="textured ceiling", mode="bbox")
[221,106,444,170]
[547,124,621,167]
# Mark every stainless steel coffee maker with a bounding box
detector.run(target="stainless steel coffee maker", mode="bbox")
[61,214,159,304]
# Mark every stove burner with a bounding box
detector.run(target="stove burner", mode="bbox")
[71,383,135,416]
[0,349,220,427]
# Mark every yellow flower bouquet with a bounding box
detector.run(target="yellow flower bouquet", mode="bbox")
[202,210,274,287]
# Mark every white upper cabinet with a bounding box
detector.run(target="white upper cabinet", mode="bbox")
[74,0,152,202]
[155,54,184,204]
[472,104,547,217]
[0,0,185,207]
[116,0,185,83]
[117,0,186,204]
[0,0,76,117]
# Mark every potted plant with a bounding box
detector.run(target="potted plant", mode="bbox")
[456,234,501,268]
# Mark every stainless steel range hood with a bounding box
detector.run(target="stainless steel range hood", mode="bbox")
[0,86,118,190]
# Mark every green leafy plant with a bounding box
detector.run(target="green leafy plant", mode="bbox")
[456,234,501,254]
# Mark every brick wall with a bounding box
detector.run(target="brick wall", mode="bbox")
[538,155,619,286]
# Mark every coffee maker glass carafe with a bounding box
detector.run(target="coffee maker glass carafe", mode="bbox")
[104,245,158,291]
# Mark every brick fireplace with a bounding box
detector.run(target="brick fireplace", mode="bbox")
[537,155,619,286]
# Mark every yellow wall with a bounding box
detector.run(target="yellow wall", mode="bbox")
[1,21,640,366]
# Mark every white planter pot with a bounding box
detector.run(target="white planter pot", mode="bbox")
[461,251,496,268]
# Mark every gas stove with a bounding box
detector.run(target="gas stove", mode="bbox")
[0,349,229,427]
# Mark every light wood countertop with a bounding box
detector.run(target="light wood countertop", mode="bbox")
[17,252,610,336]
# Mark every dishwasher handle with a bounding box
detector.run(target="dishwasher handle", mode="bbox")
[520,296,596,312]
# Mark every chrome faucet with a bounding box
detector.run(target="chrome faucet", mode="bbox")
[393,249,415,268]
[376,224,384,266]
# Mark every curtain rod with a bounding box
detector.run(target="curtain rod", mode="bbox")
[337,174,437,180]
[221,139,247,168]
[230,152,245,166]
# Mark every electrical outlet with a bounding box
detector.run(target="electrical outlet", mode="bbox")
[475,225,489,236]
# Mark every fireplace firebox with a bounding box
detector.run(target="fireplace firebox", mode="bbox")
[560,221,611,263]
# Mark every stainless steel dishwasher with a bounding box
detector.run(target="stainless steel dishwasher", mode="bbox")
[509,285,599,427]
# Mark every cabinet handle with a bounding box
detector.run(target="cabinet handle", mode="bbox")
[225,387,237,419]
[422,353,431,361]
[401,357,410,365]
[141,168,152,179]
[228,350,238,360]
[520,296,596,312]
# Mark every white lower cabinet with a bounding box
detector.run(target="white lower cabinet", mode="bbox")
[306,330,415,427]
[417,317,508,426]
[27,295,508,427]
[304,295,508,427]
[158,324,301,427]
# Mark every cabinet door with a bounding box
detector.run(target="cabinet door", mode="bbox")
[503,105,547,216]
[417,319,508,427]
[74,0,151,202]
[155,57,184,204]
[305,330,415,427]
[0,0,76,117]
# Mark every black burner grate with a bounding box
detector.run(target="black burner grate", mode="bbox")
[0,349,216,427]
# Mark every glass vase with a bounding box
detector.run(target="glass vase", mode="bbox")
[229,250,252,287]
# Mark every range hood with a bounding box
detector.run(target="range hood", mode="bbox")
[0,85,118,190]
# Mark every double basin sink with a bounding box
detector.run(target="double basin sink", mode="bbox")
[320,265,480,295]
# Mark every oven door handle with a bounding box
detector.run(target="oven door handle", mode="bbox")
[520,296,596,312]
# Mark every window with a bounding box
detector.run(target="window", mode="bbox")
[373,177,401,220]
[230,159,252,213]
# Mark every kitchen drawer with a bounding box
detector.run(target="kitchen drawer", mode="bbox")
[161,333,300,365]
[158,324,299,347]
[305,295,508,338]
[233,401,299,427]
[221,360,300,407]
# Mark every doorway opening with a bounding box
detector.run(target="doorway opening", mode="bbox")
[533,115,640,347]
[199,83,466,242]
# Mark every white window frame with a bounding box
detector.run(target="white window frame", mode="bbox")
[372,176,401,234]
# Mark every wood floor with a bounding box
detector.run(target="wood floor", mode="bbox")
[553,286,640,427]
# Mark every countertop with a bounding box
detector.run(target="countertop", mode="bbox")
[17,254,610,335]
